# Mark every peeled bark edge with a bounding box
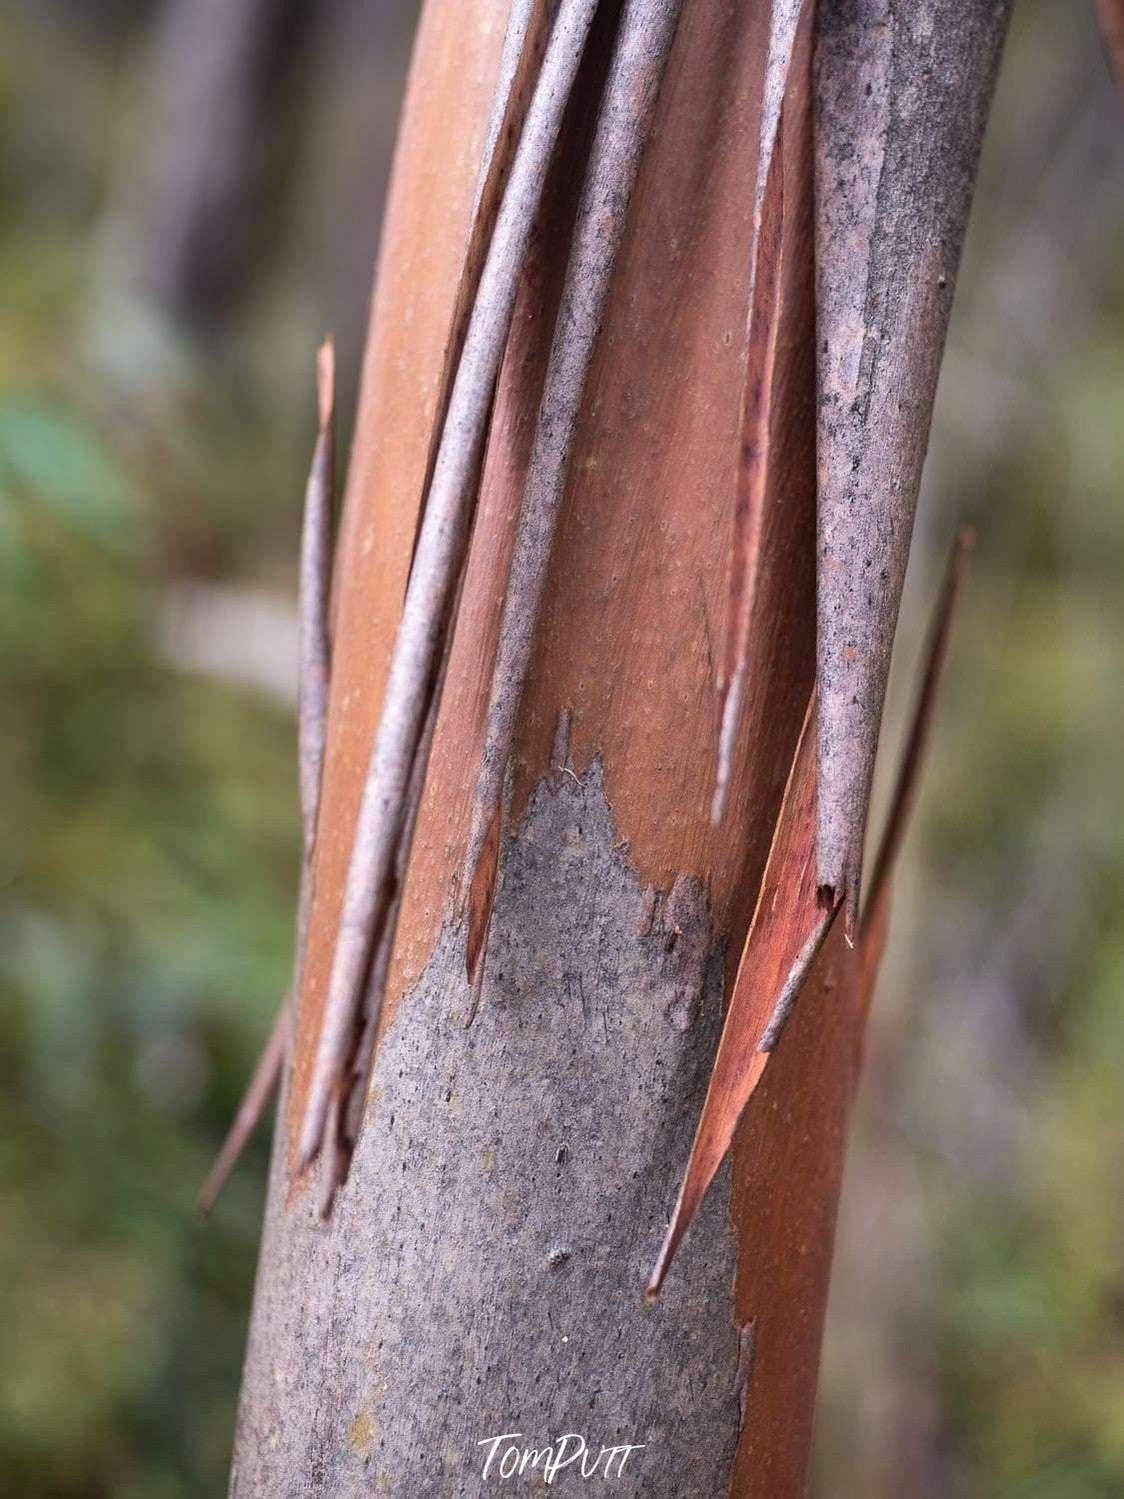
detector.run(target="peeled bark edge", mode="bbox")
[229,1,1013,1494]
[813,0,1012,921]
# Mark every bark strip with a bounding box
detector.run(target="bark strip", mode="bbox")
[814,0,1011,927]
[197,345,336,1212]
[196,996,290,1217]
[298,341,335,856]
[410,0,554,565]
[650,697,838,1295]
[858,528,970,1018]
[299,0,603,1171]
[317,683,440,1213]
[713,0,808,823]
[462,0,686,973]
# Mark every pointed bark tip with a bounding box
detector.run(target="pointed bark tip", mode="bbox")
[317,339,335,432]
[464,799,502,985]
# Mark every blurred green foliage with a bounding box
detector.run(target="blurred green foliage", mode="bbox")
[0,388,300,1495]
[1,0,1123,1496]
[0,4,309,1494]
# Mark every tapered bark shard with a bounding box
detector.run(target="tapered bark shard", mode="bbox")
[298,340,335,857]
[196,996,290,1216]
[461,0,686,959]
[713,0,808,823]
[650,697,838,1295]
[813,0,1011,928]
[316,684,439,1213]
[299,0,602,1174]
[411,0,554,565]
[198,344,337,1212]
[858,528,970,1017]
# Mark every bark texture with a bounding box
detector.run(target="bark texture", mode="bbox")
[231,0,1008,1493]
[236,764,743,1495]
[814,0,1012,915]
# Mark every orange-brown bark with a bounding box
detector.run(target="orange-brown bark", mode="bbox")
[233,1,1003,1493]
[287,0,511,1159]
[288,0,827,1476]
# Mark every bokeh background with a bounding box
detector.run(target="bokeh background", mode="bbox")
[1,2,1120,1494]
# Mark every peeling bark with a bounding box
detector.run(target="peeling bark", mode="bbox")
[650,698,835,1294]
[814,0,1011,925]
[197,996,290,1218]
[299,0,602,1172]
[462,0,686,962]
[857,528,971,1024]
[231,0,1007,1492]
[713,0,809,823]
[297,342,335,860]
[198,345,336,1214]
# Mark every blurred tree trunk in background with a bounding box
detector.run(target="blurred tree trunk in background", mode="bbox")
[106,0,312,324]
[230,1,1007,1494]
[95,0,416,371]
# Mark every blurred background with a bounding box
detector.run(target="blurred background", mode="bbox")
[0,1,1120,1494]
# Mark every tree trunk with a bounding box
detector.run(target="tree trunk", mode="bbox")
[230,2,1009,1494]
[99,0,312,328]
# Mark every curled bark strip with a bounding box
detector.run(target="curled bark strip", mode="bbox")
[317,677,441,1214]
[196,996,290,1217]
[712,128,784,825]
[858,528,971,1018]
[461,0,686,957]
[197,346,339,1213]
[411,0,554,567]
[317,1088,345,1220]
[1096,0,1124,100]
[298,0,603,1174]
[756,901,836,1052]
[648,697,839,1295]
[813,0,1011,929]
[298,341,335,856]
[712,0,807,824]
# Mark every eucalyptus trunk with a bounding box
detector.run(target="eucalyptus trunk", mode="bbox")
[230,1,1010,1493]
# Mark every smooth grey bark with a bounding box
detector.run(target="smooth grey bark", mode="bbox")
[232,762,743,1497]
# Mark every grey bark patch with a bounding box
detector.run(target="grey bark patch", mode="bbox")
[233,760,742,1497]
